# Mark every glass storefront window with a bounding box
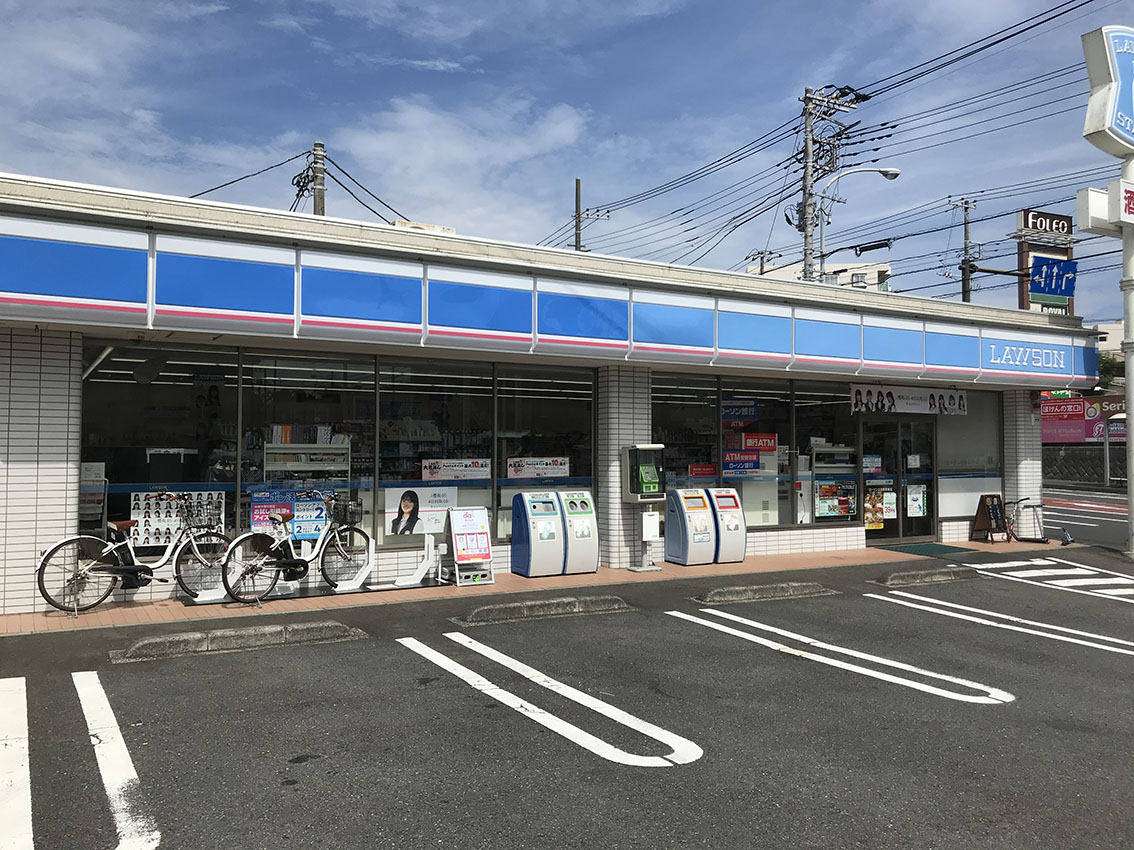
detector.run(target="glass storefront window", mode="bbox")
[794,381,858,524]
[378,361,493,546]
[720,378,792,526]
[938,390,1003,519]
[81,342,238,546]
[242,352,376,539]
[652,373,718,490]
[496,365,594,539]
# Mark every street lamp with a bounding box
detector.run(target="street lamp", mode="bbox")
[818,167,901,281]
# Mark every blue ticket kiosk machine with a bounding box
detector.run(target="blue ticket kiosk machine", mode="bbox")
[664,489,717,566]
[556,490,599,574]
[511,491,566,577]
[707,488,746,563]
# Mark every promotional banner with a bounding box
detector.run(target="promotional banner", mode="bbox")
[133,490,226,545]
[384,486,457,535]
[249,490,321,539]
[507,457,570,478]
[421,458,491,481]
[449,506,492,564]
[722,450,761,475]
[1040,397,1125,443]
[687,464,718,478]
[850,384,967,415]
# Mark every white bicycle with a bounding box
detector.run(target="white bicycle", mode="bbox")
[36,491,230,613]
[221,488,372,604]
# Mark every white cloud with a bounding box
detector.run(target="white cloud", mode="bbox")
[329,95,588,238]
[311,0,685,45]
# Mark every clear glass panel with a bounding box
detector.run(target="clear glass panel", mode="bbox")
[902,419,936,537]
[242,352,376,540]
[81,341,238,548]
[719,377,792,526]
[862,421,900,540]
[378,360,493,546]
[496,365,594,540]
[651,373,718,490]
[794,381,858,524]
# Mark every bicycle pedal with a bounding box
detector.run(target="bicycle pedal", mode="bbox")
[150,577,172,583]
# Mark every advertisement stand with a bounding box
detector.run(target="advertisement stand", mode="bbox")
[446,506,494,586]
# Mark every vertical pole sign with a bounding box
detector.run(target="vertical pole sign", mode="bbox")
[1078,25,1134,555]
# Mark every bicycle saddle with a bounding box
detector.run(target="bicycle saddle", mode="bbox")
[269,511,294,524]
[108,519,137,531]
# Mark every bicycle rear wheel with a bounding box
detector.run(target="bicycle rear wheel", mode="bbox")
[174,532,231,598]
[319,526,371,588]
[222,535,281,604]
[37,536,119,612]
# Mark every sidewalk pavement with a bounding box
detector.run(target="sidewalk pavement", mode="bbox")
[0,539,1060,638]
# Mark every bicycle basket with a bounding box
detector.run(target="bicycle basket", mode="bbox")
[332,499,363,526]
[180,499,222,529]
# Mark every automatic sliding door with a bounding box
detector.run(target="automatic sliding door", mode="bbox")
[901,420,935,538]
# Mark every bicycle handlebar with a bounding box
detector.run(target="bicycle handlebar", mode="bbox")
[298,488,335,502]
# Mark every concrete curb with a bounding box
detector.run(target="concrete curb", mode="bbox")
[697,581,836,605]
[455,595,632,626]
[875,566,982,587]
[109,620,367,663]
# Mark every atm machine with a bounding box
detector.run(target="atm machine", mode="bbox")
[663,489,717,566]
[556,490,599,574]
[707,488,746,563]
[511,491,566,577]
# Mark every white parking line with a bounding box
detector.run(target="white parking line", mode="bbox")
[0,677,32,850]
[969,557,1134,604]
[666,609,1014,705]
[1002,568,1096,578]
[397,637,702,768]
[1049,577,1134,587]
[72,672,161,850]
[1095,588,1134,596]
[865,592,1134,657]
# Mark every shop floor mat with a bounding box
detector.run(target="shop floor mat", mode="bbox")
[878,543,974,557]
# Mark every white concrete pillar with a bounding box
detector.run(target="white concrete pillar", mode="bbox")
[596,365,652,569]
[0,328,83,614]
[1002,389,1042,505]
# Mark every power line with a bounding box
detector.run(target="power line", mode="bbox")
[323,155,408,221]
[190,150,312,199]
[323,170,393,224]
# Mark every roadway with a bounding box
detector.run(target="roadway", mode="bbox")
[1043,486,1129,550]
[4,546,1134,849]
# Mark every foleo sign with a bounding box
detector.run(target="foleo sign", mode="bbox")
[1040,398,1086,420]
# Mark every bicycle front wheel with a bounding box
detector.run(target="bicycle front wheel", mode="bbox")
[37,536,119,612]
[222,535,281,604]
[319,526,371,588]
[174,532,231,598]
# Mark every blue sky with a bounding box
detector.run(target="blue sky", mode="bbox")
[1,1,1128,319]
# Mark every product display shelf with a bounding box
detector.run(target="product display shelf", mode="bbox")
[263,443,351,484]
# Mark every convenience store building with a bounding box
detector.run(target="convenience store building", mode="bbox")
[0,173,1099,613]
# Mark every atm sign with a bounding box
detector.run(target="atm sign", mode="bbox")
[724,433,777,452]
[723,450,760,473]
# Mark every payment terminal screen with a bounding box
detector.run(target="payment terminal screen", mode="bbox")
[530,500,557,514]
[716,494,738,508]
[683,495,707,510]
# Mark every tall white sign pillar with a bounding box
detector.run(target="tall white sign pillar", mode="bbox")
[1079,26,1134,555]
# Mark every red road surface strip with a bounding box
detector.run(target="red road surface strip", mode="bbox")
[1044,498,1128,515]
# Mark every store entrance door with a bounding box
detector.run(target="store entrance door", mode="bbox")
[862,418,936,542]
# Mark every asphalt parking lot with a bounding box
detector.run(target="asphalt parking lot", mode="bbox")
[5,546,1134,850]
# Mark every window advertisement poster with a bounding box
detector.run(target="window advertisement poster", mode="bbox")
[249,490,324,540]
[384,486,458,535]
[721,397,758,429]
[850,384,968,415]
[507,457,570,478]
[816,482,855,517]
[722,450,761,476]
[883,491,898,519]
[688,463,718,478]
[862,454,883,473]
[449,506,492,564]
[723,433,777,452]
[132,490,226,546]
[421,458,491,481]
[864,488,886,530]
[907,484,927,518]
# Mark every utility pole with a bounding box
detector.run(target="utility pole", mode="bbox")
[802,89,816,281]
[950,197,976,301]
[312,140,326,216]
[575,178,582,251]
[748,250,782,275]
[799,86,864,281]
